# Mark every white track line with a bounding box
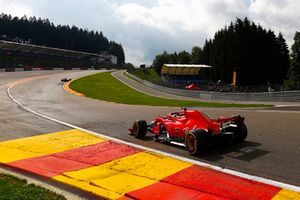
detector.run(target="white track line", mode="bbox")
[6,79,300,193]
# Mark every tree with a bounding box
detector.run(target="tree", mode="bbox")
[108,41,125,65]
[152,51,170,74]
[286,32,300,89]
[0,13,125,64]
[200,18,289,85]
[169,52,178,64]
[150,18,290,85]
[177,50,191,64]
[125,62,135,69]
[275,33,290,82]
[191,46,202,64]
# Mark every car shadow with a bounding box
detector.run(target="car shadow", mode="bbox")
[135,135,269,162]
[200,140,269,162]
[137,135,154,141]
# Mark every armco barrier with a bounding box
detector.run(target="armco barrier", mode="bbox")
[14,68,24,71]
[126,72,300,102]
[5,68,15,72]
[24,68,33,71]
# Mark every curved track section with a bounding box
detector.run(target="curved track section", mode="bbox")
[1,70,300,188]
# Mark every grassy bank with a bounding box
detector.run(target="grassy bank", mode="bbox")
[69,72,270,108]
[130,68,162,82]
[0,173,65,200]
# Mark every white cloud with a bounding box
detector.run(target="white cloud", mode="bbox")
[0,0,299,65]
[249,0,300,47]
[0,1,32,17]
[115,0,249,37]
[113,0,251,65]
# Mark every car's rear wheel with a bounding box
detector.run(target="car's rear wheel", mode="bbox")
[131,120,147,138]
[185,129,209,155]
[233,123,247,142]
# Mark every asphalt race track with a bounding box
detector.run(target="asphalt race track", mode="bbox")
[1,70,300,188]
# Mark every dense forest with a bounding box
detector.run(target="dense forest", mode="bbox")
[286,32,300,89]
[153,18,291,86]
[0,13,125,65]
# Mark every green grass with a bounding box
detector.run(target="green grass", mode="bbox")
[131,68,162,82]
[0,174,66,200]
[69,72,270,108]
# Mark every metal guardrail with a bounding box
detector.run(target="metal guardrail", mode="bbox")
[126,72,300,102]
[0,67,116,72]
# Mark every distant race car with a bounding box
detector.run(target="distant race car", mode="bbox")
[185,83,200,90]
[129,108,247,155]
[61,78,72,82]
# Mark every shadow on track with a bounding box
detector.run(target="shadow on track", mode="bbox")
[200,140,269,162]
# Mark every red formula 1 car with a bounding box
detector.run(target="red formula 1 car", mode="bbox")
[129,108,247,155]
[185,83,200,90]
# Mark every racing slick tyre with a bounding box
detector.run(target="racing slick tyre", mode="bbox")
[131,120,148,138]
[233,123,248,142]
[185,129,209,155]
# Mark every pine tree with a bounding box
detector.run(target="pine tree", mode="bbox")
[152,51,170,74]
[150,18,290,85]
[199,18,289,85]
[177,50,191,64]
[286,32,300,89]
[0,13,125,64]
[191,46,202,64]
[169,52,178,64]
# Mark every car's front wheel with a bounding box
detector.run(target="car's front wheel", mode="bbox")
[131,120,148,138]
[185,129,209,155]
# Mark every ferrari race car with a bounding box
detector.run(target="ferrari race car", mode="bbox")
[61,78,72,82]
[185,83,200,90]
[129,108,247,155]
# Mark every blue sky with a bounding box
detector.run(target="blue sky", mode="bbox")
[1,0,299,66]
